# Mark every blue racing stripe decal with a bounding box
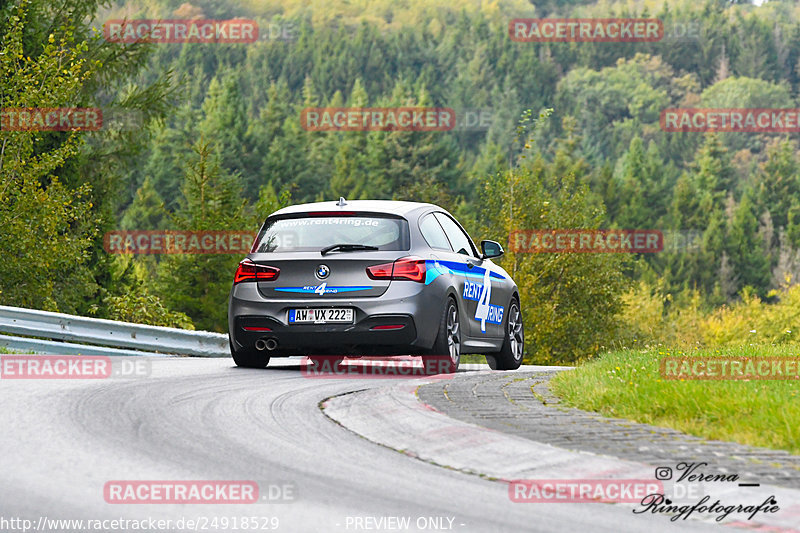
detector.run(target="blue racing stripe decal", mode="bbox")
[425,260,449,284]
[424,259,506,285]
[274,285,371,294]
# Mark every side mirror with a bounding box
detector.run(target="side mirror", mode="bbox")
[480,240,504,259]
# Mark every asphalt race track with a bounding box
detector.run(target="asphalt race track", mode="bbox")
[0,357,732,532]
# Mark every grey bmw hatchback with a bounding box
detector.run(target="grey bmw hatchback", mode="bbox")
[227,199,524,373]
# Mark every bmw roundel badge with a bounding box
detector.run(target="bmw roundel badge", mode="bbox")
[316,264,330,279]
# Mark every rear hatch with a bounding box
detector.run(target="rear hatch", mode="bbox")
[249,212,410,300]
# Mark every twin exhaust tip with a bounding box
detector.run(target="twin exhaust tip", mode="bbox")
[255,338,279,351]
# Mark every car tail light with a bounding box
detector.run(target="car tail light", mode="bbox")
[234,259,280,284]
[392,257,427,282]
[366,262,393,279]
[366,256,426,283]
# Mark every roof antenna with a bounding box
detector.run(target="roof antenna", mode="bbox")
[337,197,347,207]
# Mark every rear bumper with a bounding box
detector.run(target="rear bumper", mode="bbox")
[228,282,438,355]
[232,314,418,354]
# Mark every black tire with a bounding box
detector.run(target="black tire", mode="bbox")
[230,338,270,368]
[489,298,523,370]
[424,297,460,374]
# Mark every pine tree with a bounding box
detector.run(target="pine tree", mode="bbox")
[199,73,254,197]
[368,81,462,204]
[614,137,649,229]
[120,178,167,231]
[142,104,198,210]
[249,81,292,190]
[691,133,737,208]
[154,140,251,331]
[726,191,771,296]
[755,138,800,233]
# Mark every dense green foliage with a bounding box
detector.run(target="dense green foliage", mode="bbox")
[3,0,800,362]
[0,4,97,310]
[0,0,172,314]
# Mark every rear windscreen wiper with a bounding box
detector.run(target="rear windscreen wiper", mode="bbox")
[320,243,379,256]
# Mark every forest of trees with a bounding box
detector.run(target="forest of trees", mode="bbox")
[2,0,800,362]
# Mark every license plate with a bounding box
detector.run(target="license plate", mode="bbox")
[288,308,353,324]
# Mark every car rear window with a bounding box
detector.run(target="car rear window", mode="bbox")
[252,214,410,253]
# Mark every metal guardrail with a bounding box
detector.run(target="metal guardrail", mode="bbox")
[0,334,172,357]
[0,305,228,357]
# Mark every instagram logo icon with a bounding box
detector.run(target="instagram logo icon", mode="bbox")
[654,467,673,480]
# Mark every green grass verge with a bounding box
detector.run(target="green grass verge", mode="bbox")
[461,354,488,364]
[550,346,800,455]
